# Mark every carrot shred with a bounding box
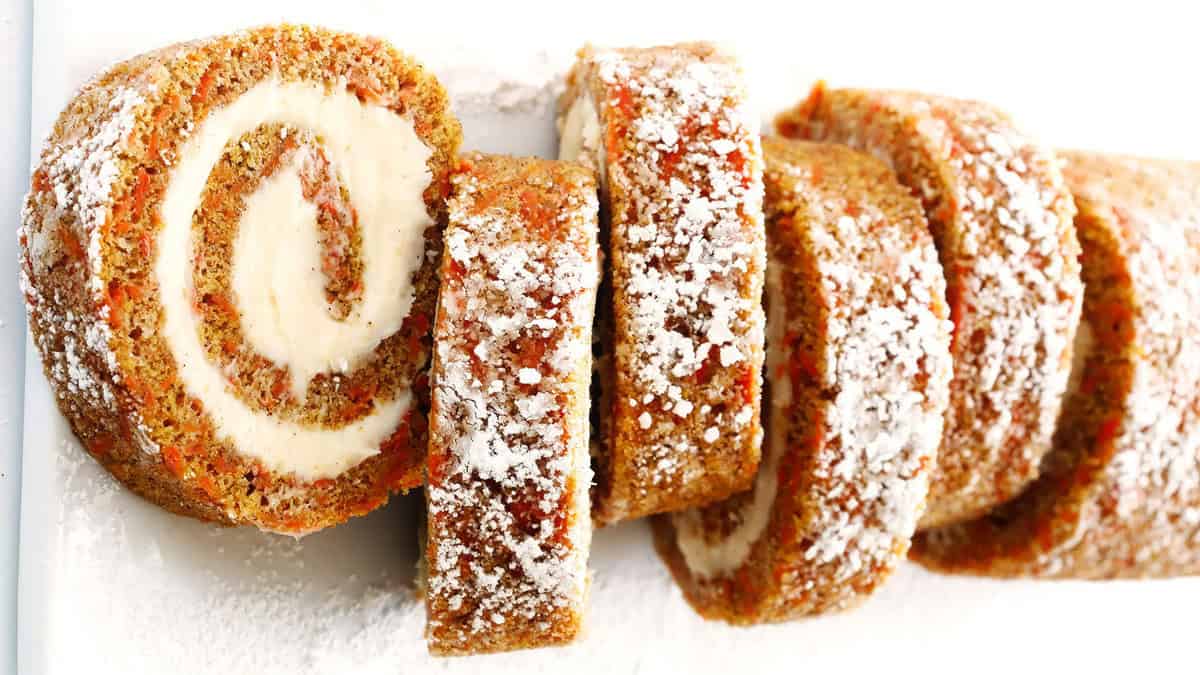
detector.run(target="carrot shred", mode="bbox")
[191,65,217,107]
[58,227,85,261]
[196,475,220,500]
[88,435,115,459]
[32,170,52,194]
[131,168,151,217]
[161,445,186,478]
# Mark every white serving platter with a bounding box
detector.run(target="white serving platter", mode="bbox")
[18,1,1200,672]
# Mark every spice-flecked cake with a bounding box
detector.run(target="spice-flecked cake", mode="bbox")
[913,151,1200,578]
[777,85,1083,528]
[425,154,599,655]
[653,138,953,623]
[557,42,766,524]
[18,25,461,534]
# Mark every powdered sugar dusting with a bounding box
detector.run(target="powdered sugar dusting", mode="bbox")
[430,46,570,115]
[426,158,597,651]
[20,82,151,443]
[565,44,765,519]
[46,433,434,674]
[781,89,1083,526]
[783,189,950,582]
[671,143,951,614]
[998,153,1198,576]
[916,153,1200,578]
[1101,185,1200,533]
[933,104,1082,507]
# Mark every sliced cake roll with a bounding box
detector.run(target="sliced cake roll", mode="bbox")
[914,152,1200,578]
[777,85,1084,528]
[18,25,461,534]
[425,154,599,655]
[558,42,766,524]
[653,138,952,623]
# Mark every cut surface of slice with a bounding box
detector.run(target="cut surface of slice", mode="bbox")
[18,24,461,533]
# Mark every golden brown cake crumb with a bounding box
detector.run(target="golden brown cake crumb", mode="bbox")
[913,151,1200,578]
[558,42,766,524]
[777,85,1083,528]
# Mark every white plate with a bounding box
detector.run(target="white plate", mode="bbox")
[19,1,1200,673]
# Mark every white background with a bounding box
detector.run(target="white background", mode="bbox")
[2,1,32,673]
[6,0,1200,673]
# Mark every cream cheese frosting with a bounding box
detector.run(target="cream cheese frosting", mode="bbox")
[157,78,432,481]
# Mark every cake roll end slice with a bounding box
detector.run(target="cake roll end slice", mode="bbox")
[18,25,462,534]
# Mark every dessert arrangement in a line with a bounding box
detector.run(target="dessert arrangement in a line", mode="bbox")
[18,23,1200,656]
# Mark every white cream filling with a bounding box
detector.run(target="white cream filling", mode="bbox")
[157,78,433,481]
[672,261,787,577]
[1064,315,1095,399]
[558,92,606,189]
[564,284,598,612]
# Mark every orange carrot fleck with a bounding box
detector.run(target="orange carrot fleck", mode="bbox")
[270,374,289,399]
[32,170,52,194]
[138,232,153,258]
[161,445,186,478]
[204,293,238,318]
[106,282,127,329]
[947,285,964,350]
[88,435,115,459]
[196,475,220,500]
[58,227,85,261]
[131,168,151,217]
[191,65,217,107]
[1096,416,1121,448]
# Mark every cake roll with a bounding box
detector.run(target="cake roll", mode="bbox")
[777,85,1083,528]
[913,152,1200,578]
[18,25,462,534]
[425,154,598,655]
[557,43,766,523]
[653,138,952,623]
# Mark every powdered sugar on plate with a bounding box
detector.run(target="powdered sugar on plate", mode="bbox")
[426,45,571,116]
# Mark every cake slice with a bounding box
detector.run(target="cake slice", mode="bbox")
[558,42,766,524]
[654,137,952,622]
[424,153,599,655]
[777,85,1083,528]
[17,25,461,534]
[913,151,1200,578]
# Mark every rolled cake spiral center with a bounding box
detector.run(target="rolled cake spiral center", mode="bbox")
[157,78,433,480]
